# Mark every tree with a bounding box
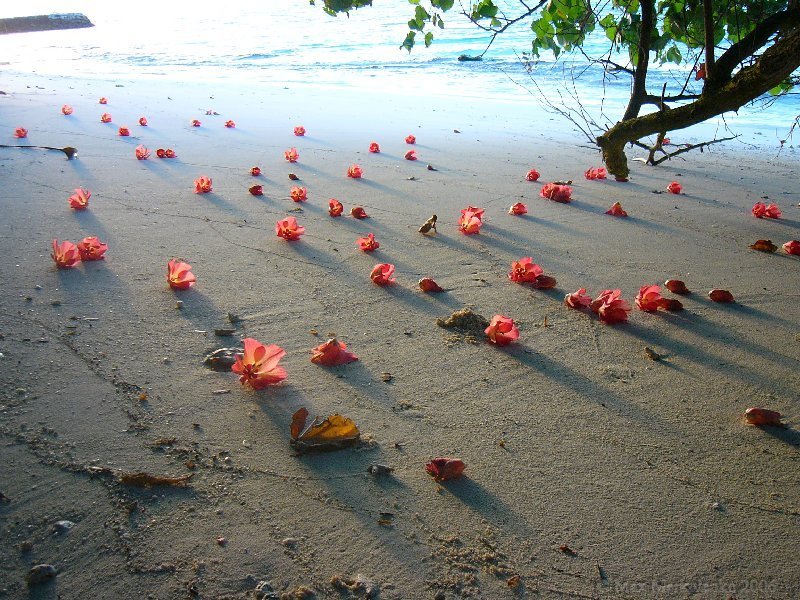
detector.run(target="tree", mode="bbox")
[311,0,800,179]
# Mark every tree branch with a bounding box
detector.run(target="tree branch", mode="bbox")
[622,0,655,121]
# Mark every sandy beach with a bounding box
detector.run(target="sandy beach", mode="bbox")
[1,70,799,599]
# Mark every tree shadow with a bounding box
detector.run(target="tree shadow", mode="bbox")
[759,426,800,448]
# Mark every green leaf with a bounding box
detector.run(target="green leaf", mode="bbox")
[401,30,416,52]
[425,31,434,47]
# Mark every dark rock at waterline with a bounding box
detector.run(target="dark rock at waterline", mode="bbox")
[0,14,93,35]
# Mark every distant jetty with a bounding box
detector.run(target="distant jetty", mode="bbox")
[0,13,93,35]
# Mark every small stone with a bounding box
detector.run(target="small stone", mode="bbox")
[19,540,33,552]
[52,520,75,534]
[254,580,278,600]
[216,536,227,546]
[26,564,57,586]
[380,372,393,383]
[176,301,184,309]
[282,537,298,548]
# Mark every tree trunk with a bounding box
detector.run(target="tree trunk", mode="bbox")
[621,0,655,121]
[597,23,800,179]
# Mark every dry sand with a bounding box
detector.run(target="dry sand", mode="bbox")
[1,71,799,599]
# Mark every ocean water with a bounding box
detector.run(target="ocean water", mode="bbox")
[1,0,797,133]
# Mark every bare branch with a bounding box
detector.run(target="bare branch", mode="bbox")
[650,136,738,164]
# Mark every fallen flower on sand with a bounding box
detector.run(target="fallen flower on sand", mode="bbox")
[404,150,418,161]
[591,289,631,324]
[156,148,166,158]
[635,285,664,312]
[357,233,380,252]
[659,298,684,311]
[351,206,368,219]
[135,145,150,160]
[232,338,287,389]
[250,166,261,176]
[290,186,307,202]
[249,184,263,196]
[290,407,360,452]
[749,239,778,253]
[118,126,130,136]
[584,167,607,180]
[14,127,28,138]
[167,259,196,289]
[708,289,734,303]
[194,176,212,193]
[77,236,108,261]
[100,113,112,123]
[311,338,359,366]
[275,217,305,240]
[51,239,81,269]
[285,147,299,162]
[605,202,627,217]
[191,119,201,127]
[68,187,91,210]
[743,407,784,427]
[509,202,528,215]
[99,97,108,104]
[485,315,519,346]
[164,149,176,158]
[425,457,465,481]
[62,105,73,115]
[508,257,543,284]
[370,263,395,286]
[294,126,306,136]
[329,199,344,217]
[783,240,800,255]
[752,202,781,219]
[458,206,483,235]
[369,142,380,153]
[419,277,444,292]
[405,134,416,144]
[139,117,148,126]
[564,288,592,309]
[540,182,573,203]
[664,279,690,294]
[667,181,682,194]
[347,164,363,179]
[526,169,540,181]
[224,120,235,128]
[532,274,557,289]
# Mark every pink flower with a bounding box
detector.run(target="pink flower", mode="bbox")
[605,202,628,217]
[250,166,261,176]
[418,277,444,292]
[540,183,572,203]
[564,288,592,309]
[194,176,213,194]
[167,259,196,289]
[591,289,631,324]
[135,145,150,160]
[635,284,663,312]
[100,113,112,123]
[99,97,108,104]
[77,236,108,261]
[752,202,767,218]
[347,164,363,179]
[191,119,201,127]
[294,126,306,136]
[667,181,682,194]
[51,239,81,269]
[584,167,607,180]
[310,338,358,366]
[764,203,781,219]
[425,457,465,481]
[231,338,287,389]
[508,257,543,284]
[285,147,299,162]
[275,217,305,240]
[508,202,527,215]
[525,169,540,181]
[405,135,416,144]
[224,120,236,128]
[357,233,380,252]
[369,142,380,153]
[351,206,368,219]
[290,186,307,202]
[118,126,130,136]
[139,116,148,126]
[783,240,800,255]
[329,199,344,217]
[68,187,91,210]
[485,315,519,346]
[62,105,74,115]
[249,184,263,196]
[404,150,418,161]
[370,263,395,286]
[458,208,483,234]
[164,149,177,158]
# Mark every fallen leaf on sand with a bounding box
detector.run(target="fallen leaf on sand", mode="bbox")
[117,472,192,488]
[288,173,300,181]
[290,407,360,453]
[559,544,577,556]
[744,407,785,427]
[418,214,437,234]
[425,457,465,481]
[749,239,778,253]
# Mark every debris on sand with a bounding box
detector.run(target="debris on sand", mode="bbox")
[436,308,489,344]
[26,564,57,586]
[117,472,193,488]
[203,347,242,371]
[331,573,380,598]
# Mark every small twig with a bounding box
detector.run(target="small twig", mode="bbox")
[650,135,738,164]
[0,144,77,159]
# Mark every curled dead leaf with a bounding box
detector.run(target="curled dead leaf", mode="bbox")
[749,239,778,253]
[288,173,299,181]
[290,407,360,453]
[643,347,661,361]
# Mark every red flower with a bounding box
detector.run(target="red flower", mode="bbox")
[250,166,261,176]
[418,277,444,292]
[659,298,684,311]
[329,199,344,217]
[310,338,359,366]
[425,457,465,481]
[224,120,235,128]
[62,105,73,115]
[68,187,91,210]
[294,126,306,136]
[752,202,767,218]
[404,150,418,161]
[764,203,781,219]
[284,147,299,162]
[584,167,607,180]
[135,145,150,160]
[743,407,784,427]
[783,240,800,255]
[231,338,287,389]
[347,164,363,179]
[156,148,166,158]
[635,284,663,312]
[508,202,528,215]
[540,183,572,203]
[458,206,484,235]
[564,288,592,309]
[708,289,734,303]
[369,142,380,153]
[249,184,263,196]
[485,315,519,346]
[164,149,176,158]
[461,206,485,220]
[194,176,213,194]
[370,263,395,286]
[99,97,108,104]
[508,257,543,284]
[167,259,196,289]
[605,201,627,217]
[664,279,690,294]
[591,289,631,324]
[531,274,557,289]
[100,113,112,123]
[77,236,108,261]
[118,126,130,136]
[51,239,81,269]
[275,217,305,240]
[191,119,201,127]
[695,63,707,81]
[14,127,28,138]
[138,116,148,126]
[525,169,540,181]
[351,206,368,219]
[357,233,380,252]
[405,135,416,144]
[666,181,682,194]
[290,186,307,202]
